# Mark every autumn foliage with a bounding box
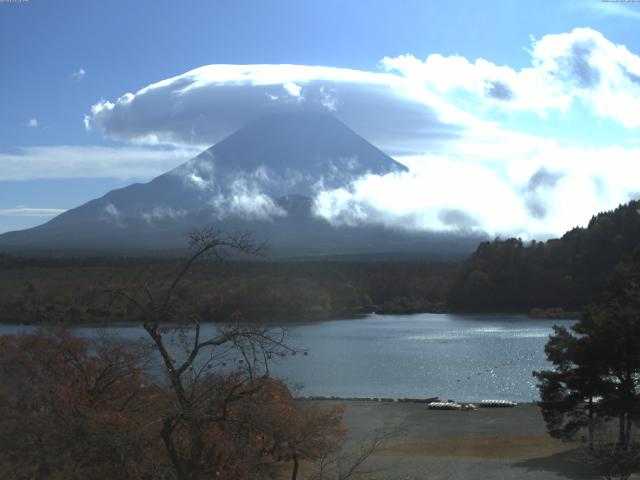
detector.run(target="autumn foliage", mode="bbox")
[0,330,157,479]
[0,330,345,480]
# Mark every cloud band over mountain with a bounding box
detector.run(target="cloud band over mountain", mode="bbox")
[89,28,640,149]
[88,64,469,156]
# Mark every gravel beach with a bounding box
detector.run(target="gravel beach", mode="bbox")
[315,400,609,480]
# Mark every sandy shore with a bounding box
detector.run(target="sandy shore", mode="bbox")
[315,400,608,480]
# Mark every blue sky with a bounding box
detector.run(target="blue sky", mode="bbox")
[1,0,640,236]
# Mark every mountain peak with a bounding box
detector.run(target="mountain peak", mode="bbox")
[188,113,407,191]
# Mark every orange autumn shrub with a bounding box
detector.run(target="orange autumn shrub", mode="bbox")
[0,331,346,480]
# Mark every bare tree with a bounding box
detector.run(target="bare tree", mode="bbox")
[108,228,295,480]
[309,428,402,480]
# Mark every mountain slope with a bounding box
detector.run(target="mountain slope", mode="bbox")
[23,114,405,229]
[0,114,481,258]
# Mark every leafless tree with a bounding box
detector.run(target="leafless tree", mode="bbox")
[309,427,402,480]
[108,228,295,480]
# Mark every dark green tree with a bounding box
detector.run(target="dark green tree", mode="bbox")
[535,322,606,449]
[536,256,640,452]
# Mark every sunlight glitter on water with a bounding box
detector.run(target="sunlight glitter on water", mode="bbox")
[0,313,574,402]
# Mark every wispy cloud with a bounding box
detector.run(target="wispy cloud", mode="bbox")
[587,2,640,21]
[208,175,287,221]
[71,67,86,81]
[26,118,38,128]
[0,145,198,180]
[0,207,66,217]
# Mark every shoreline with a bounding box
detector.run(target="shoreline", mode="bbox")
[0,309,579,327]
[298,396,532,405]
[329,400,588,479]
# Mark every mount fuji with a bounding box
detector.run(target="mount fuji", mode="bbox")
[0,114,482,258]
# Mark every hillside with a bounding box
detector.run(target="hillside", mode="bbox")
[447,200,640,312]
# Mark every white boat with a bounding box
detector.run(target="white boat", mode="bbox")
[427,401,463,410]
[479,399,517,408]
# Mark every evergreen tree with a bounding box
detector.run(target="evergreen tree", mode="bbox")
[535,257,640,450]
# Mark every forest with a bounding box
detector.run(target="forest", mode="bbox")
[0,254,455,325]
[447,200,640,313]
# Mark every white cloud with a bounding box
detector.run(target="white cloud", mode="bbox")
[0,207,66,217]
[210,187,286,221]
[86,29,640,157]
[88,64,473,155]
[188,172,208,190]
[283,81,302,97]
[587,2,640,21]
[140,206,187,224]
[71,67,86,81]
[26,118,38,128]
[313,138,640,239]
[383,27,640,127]
[207,170,287,221]
[0,145,199,180]
[104,203,119,217]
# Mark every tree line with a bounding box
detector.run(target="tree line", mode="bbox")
[448,200,640,313]
[0,256,454,325]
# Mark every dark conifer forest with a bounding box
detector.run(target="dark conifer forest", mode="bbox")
[448,200,640,313]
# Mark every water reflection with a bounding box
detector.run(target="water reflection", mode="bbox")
[0,313,574,402]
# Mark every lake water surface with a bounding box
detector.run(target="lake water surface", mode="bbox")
[0,313,574,402]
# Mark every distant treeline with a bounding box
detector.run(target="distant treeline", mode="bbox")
[447,200,640,312]
[0,256,455,324]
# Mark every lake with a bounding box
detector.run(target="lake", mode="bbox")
[0,313,574,402]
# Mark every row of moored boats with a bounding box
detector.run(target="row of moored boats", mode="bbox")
[428,399,517,410]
